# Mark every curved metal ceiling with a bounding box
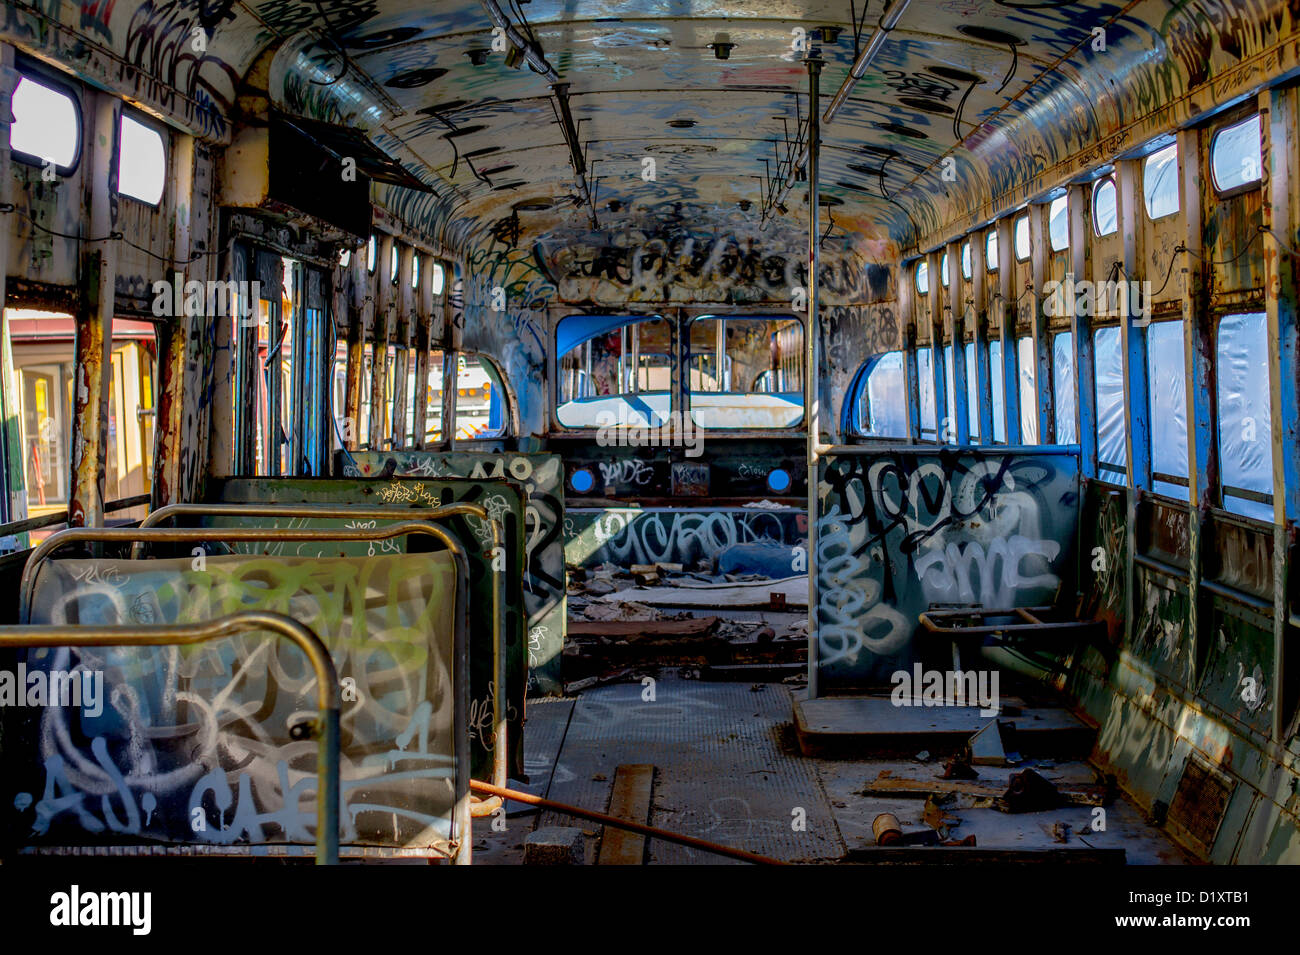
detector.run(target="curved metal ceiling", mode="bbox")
[9,0,1295,261]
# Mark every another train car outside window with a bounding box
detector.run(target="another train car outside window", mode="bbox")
[555,314,670,429]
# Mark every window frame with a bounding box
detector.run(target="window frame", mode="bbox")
[1013,214,1031,262]
[116,107,168,207]
[1092,176,1119,237]
[1209,113,1264,199]
[7,60,83,176]
[1142,142,1180,220]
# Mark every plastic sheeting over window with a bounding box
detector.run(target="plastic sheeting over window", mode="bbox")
[965,342,980,441]
[1216,312,1273,520]
[1017,336,1038,443]
[1147,320,1188,499]
[990,339,1006,443]
[1053,331,1077,444]
[854,352,907,437]
[917,347,935,438]
[1211,115,1262,193]
[1094,326,1127,476]
[944,344,956,443]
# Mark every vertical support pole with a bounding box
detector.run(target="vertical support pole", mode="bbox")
[0,45,22,524]
[1261,85,1299,741]
[929,249,947,442]
[69,93,120,527]
[1179,126,1215,685]
[392,244,415,449]
[901,271,921,441]
[805,52,823,697]
[412,253,433,450]
[947,238,969,444]
[344,244,367,450]
[442,262,461,451]
[1070,184,1098,477]
[970,236,993,443]
[1029,203,1056,444]
[1117,158,1151,648]
[996,219,1022,445]
[151,133,193,506]
[370,234,394,449]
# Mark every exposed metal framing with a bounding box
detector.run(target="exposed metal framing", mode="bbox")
[946,238,970,444]
[68,92,120,527]
[928,248,947,443]
[370,234,395,450]
[970,236,994,443]
[1117,158,1151,650]
[1028,202,1056,445]
[805,53,823,698]
[1261,84,1300,741]
[996,218,1022,445]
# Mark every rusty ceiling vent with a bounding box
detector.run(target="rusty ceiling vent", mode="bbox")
[709,34,735,59]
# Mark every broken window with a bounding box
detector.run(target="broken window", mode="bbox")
[8,72,80,172]
[851,351,906,438]
[689,316,803,429]
[1093,177,1118,237]
[454,353,508,439]
[555,314,671,428]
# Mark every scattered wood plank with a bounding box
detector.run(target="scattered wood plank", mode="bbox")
[568,617,719,639]
[598,764,655,865]
[861,771,1113,808]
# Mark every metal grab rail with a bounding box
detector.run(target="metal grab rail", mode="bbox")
[134,502,509,789]
[0,611,341,865]
[18,522,473,864]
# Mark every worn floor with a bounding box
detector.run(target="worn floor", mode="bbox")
[472,672,1194,865]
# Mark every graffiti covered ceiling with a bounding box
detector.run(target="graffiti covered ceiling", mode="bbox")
[5,0,1295,264]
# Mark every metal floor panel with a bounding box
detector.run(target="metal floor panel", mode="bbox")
[538,675,846,864]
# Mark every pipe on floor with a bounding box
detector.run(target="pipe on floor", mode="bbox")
[469,780,789,865]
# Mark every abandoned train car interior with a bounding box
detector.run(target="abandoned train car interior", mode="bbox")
[0,0,1297,906]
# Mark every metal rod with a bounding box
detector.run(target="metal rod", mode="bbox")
[468,780,787,866]
[805,53,823,699]
[0,611,341,865]
[135,502,509,790]
[781,0,912,194]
